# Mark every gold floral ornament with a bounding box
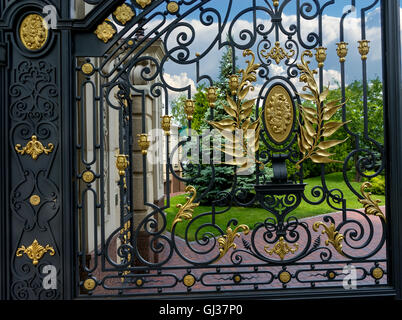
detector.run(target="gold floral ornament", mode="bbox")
[206,87,218,108]
[208,49,261,172]
[136,0,152,9]
[358,182,386,223]
[312,221,345,256]
[94,21,116,43]
[161,115,172,135]
[358,40,370,60]
[216,224,250,262]
[15,135,54,160]
[116,154,129,176]
[295,50,349,170]
[137,134,150,155]
[314,46,327,68]
[261,41,295,65]
[336,42,348,63]
[184,99,195,120]
[264,236,299,260]
[16,240,55,266]
[172,186,199,228]
[114,4,135,25]
[19,14,49,51]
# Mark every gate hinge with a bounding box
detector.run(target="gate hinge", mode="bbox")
[0,43,6,66]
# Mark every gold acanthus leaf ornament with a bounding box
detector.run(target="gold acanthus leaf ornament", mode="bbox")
[16,240,55,266]
[208,49,261,172]
[261,41,295,64]
[172,186,199,228]
[216,224,250,262]
[312,221,345,256]
[296,50,350,170]
[264,236,299,260]
[15,135,54,160]
[359,182,386,223]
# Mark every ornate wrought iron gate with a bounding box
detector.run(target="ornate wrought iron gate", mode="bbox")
[0,0,401,300]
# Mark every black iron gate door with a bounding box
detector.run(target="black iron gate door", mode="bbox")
[0,0,402,300]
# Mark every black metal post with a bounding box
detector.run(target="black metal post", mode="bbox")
[381,0,402,300]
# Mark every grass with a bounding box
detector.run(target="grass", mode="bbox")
[164,172,385,241]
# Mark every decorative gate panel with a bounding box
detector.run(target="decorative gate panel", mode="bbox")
[1,0,402,300]
[73,0,390,298]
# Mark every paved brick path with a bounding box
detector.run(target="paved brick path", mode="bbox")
[88,207,387,297]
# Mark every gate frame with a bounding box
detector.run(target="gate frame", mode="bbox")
[0,0,401,300]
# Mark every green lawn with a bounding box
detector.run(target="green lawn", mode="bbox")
[164,172,385,241]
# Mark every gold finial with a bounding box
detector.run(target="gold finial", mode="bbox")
[314,46,327,68]
[336,42,348,63]
[161,115,172,135]
[184,99,195,121]
[358,40,370,60]
[116,154,129,176]
[15,135,54,160]
[206,87,218,108]
[137,134,150,155]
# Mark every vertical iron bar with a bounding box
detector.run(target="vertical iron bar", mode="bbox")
[381,0,402,300]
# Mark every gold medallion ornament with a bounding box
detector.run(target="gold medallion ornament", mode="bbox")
[264,236,299,260]
[29,195,41,206]
[94,21,116,43]
[167,1,179,14]
[371,267,384,280]
[83,278,96,291]
[16,240,55,266]
[136,0,152,9]
[264,85,294,144]
[183,274,196,287]
[82,171,95,183]
[19,14,48,51]
[15,135,54,160]
[279,271,291,284]
[114,4,135,25]
[81,63,94,75]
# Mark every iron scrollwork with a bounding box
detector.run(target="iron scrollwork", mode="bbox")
[73,0,387,297]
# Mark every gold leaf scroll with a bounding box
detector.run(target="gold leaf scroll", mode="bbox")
[296,50,349,169]
[208,49,261,172]
[172,186,199,228]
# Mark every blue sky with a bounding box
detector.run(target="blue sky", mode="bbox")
[113,0,401,101]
